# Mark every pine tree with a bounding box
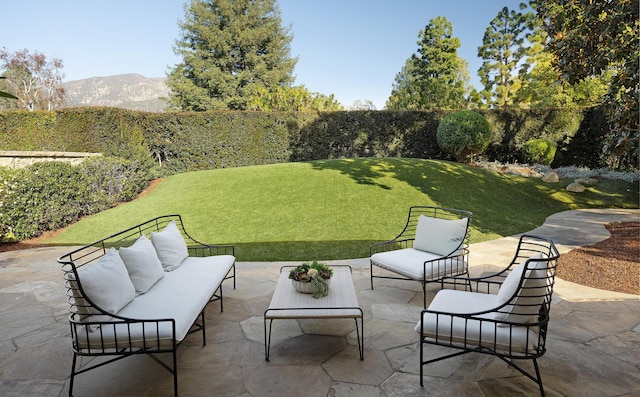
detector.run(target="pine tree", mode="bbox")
[167,0,297,111]
[477,6,534,108]
[387,16,468,110]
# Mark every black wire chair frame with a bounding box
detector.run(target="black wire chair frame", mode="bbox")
[417,234,560,396]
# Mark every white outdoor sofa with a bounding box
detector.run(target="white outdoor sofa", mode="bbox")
[58,215,235,397]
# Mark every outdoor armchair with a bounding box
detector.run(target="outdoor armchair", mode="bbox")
[416,234,560,396]
[370,206,472,307]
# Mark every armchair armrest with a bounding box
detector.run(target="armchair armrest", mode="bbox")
[369,238,414,255]
[440,269,506,294]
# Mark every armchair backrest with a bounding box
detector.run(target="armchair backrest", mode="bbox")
[493,235,560,324]
[396,206,473,255]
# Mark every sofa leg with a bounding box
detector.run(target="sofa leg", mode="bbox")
[173,348,179,397]
[201,311,207,346]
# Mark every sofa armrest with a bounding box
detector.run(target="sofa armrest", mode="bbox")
[70,312,178,353]
[187,243,235,257]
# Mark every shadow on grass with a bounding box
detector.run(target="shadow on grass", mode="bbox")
[310,158,562,239]
[233,240,381,262]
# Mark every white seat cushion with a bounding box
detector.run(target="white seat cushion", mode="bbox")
[119,235,165,294]
[371,248,466,280]
[76,254,235,349]
[415,289,540,353]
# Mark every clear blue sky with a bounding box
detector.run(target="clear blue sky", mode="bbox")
[3,0,526,109]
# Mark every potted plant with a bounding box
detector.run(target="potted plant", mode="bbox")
[288,261,333,298]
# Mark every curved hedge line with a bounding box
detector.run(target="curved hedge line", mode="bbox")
[0,106,625,175]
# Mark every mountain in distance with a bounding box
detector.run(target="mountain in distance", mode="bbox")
[63,73,170,112]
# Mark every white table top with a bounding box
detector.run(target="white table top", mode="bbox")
[265,265,362,319]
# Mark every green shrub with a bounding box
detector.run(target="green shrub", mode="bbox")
[0,106,627,172]
[0,157,150,241]
[436,110,492,163]
[522,139,557,165]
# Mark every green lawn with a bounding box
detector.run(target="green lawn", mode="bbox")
[45,158,638,261]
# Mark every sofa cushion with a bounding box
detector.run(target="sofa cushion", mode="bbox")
[77,248,135,314]
[494,253,549,324]
[414,215,468,256]
[151,220,189,271]
[75,254,236,349]
[119,235,165,294]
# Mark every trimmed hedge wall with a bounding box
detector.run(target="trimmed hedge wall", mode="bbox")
[0,106,623,175]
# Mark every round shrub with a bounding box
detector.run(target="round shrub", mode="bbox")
[436,110,492,163]
[522,139,556,165]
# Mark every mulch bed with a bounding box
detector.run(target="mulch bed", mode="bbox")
[557,221,639,295]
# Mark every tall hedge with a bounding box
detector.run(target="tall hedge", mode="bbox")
[0,106,630,173]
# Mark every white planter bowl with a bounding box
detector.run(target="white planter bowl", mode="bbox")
[291,278,331,294]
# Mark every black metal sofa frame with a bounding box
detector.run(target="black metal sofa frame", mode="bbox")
[58,215,235,397]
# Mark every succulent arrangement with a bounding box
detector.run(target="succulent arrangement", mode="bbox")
[288,261,333,298]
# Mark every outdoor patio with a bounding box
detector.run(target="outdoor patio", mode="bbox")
[0,209,638,396]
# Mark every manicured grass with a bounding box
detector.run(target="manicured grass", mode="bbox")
[45,158,638,261]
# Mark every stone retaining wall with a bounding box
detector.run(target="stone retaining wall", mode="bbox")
[0,151,102,169]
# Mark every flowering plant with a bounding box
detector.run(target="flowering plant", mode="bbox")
[288,261,333,298]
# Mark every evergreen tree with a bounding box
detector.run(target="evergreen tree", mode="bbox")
[167,0,297,111]
[387,16,468,110]
[477,5,535,108]
[515,26,610,108]
[535,0,638,169]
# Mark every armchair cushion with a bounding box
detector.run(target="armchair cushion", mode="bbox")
[119,235,165,294]
[371,248,465,280]
[415,289,540,353]
[151,220,189,271]
[414,215,468,256]
[494,253,549,324]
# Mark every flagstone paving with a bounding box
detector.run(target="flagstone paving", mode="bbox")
[0,209,638,396]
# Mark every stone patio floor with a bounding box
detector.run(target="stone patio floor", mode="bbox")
[0,209,638,396]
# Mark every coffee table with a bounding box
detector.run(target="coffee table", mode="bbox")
[264,265,364,361]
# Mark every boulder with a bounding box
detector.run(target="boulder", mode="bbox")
[542,172,559,183]
[566,182,585,192]
[575,177,598,185]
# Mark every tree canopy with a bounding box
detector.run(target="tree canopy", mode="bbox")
[247,85,342,112]
[534,0,639,169]
[387,16,469,110]
[167,0,297,111]
[477,5,535,108]
[0,48,65,111]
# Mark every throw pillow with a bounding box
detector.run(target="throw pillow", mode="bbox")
[413,215,468,256]
[151,220,189,271]
[77,248,136,314]
[119,235,165,294]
